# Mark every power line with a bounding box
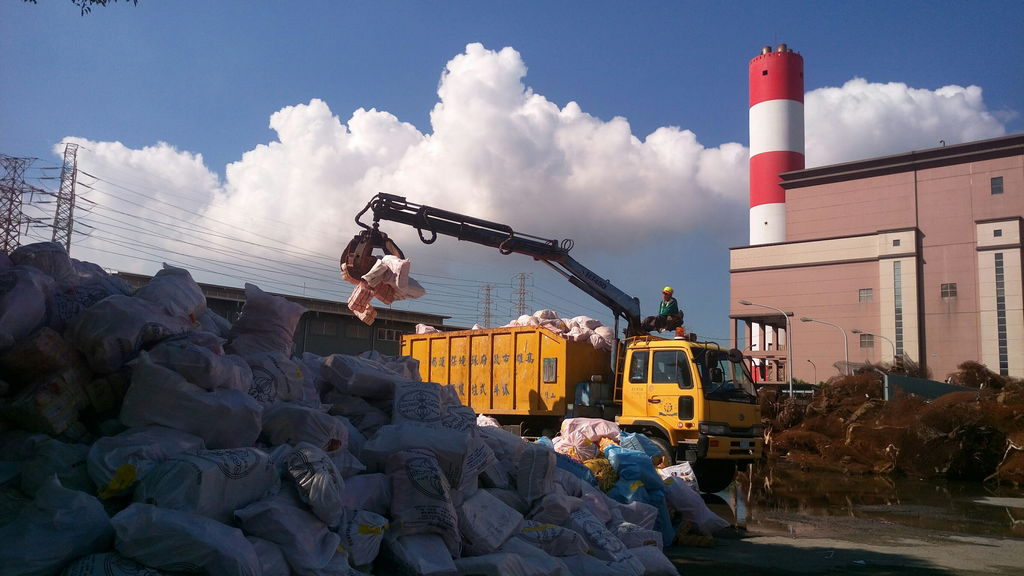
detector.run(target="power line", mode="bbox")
[16,162,608,325]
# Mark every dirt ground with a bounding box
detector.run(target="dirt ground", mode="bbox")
[666,509,1024,575]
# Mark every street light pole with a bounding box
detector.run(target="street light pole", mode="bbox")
[739,300,793,396]
[851,329,897,365]
[800,316,850,376]
[806,359,816,384]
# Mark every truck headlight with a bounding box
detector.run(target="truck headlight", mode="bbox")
[698,422,730,436]
[750,424,764,437]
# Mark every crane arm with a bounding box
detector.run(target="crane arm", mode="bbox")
[343,193,645,336]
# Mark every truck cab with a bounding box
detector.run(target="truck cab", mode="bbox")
[616,336,762,493]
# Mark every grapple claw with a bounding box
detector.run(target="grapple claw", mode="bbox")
[340,228,405,280]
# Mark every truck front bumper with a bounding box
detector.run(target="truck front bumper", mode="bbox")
[683,434,762,462]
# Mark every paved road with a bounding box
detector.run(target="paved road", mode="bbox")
[665,510,1024,575]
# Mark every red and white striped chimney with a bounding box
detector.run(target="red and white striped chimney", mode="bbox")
[749,44,804,245]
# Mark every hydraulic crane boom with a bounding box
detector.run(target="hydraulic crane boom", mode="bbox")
[342,193,645,337]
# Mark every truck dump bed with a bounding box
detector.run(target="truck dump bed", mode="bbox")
[401,326,611,417]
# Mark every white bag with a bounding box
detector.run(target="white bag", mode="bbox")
[387,449,460,556]
[570,316,603,331]
[362,423,469,485]
[657,462,700,491]
[261,402,349,452]
[0,476,112,576]
[566,508,642,568]
[458,487,524,556]
[560,552,644,576]
[559,418,620,443]
[133,448,279,524]
[120,352,263,449]
[67,295,191,374]
[9,241,75,284]
[339,473,391,516]
[612,521,663,550]
[87,425,206,499]
[320,353,409,399]
[532,309,559,321]
[19,436,92,497]
[147,334,251,392]
[515,442,556,504]
[133,263,206,322]
[513,519,588,557]
[246,537,290,576]
[337,509,389,567]
[226,283,307,356]
[0,266,55,350]
[325,393,390,437]
[282,442,345,527]
[527,492,579,526]
[662,476,730,535]
[627,545,679,576]
[112,503,259,576]
[50,260,132,331]
[235,489,341,576]
[359,349,421,381]
[380,533,456,576]
[245,351,306,404]
[497,537,573,576]
[58,552,168,576]
[477,414,500,427]
[392,380,443,425]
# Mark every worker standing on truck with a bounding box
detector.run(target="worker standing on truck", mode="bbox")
[642,286,683,332]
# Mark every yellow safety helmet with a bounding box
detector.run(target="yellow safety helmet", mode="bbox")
[663,286,674,294]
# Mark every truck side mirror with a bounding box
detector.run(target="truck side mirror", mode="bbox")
[727,348,744,363]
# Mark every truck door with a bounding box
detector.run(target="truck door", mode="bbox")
[647,349,695,423]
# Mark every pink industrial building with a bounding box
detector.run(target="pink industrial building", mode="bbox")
[730,133,1024,383]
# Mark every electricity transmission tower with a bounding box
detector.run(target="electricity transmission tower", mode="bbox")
[0,155,35,254]
[51,143,79,254]
[511,272,532,317]
[479,283,494,327]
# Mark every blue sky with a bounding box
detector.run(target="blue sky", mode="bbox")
[2,1,1021,341]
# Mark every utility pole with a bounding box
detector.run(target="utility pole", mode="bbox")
[480,283,494,328]
[51,143,79,254]
[1,155,35,254]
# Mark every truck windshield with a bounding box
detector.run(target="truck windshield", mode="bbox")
[693,348,756,401]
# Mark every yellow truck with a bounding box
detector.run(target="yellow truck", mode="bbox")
[344,194,762,492]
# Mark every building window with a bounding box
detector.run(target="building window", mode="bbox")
[940,283,957,298]
[858,288,873,302]
[345,324,371,340]
[859,333,874,348]
[995,254,1008,375]
[893,261,903,355]
[892,239,901,247]
[991,176,1003,195]
[994,229,1003,238]
[310,318,337,336]
[376,328,402,341]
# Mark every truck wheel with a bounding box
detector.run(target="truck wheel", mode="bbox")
[648,436,675,467]
[691,460,736,494]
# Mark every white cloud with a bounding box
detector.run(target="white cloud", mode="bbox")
[805,79,1007,167]
[225,43,749,260]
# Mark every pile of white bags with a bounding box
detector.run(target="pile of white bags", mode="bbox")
[0,242,697,576]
